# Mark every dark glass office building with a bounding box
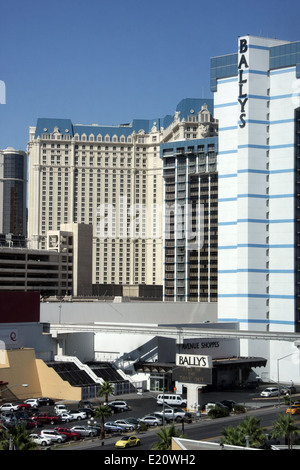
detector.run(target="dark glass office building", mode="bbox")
[0,147,27,238]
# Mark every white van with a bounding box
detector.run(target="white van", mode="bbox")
[156,394,186,407]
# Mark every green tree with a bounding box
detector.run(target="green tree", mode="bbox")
[97,381,114,404]
[238,416,267,448]
[152,424,184,450]
[221,416,267,448]
[94,404,112,439]
[220,425,245,447]
[0,423,38,450]
[271,413,300,449]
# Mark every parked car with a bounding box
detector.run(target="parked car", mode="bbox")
[78,400,94,409]
[40,429,67,443]
[29,433,52,447]
[24,399,39,408]
[18,417,38,429]
[104,421,124,433]
[0,403,19,412]
[138,415,162,426]
[205,402,228,412]
[31,412,60,425]
[122,417,139,426]
[220,400,236,411]
[281,386,297,395]
[0,412,18,425]
[38,397,55,406]
[15,410,31,420]
[77,407,95,418]
[114,419,135,431]
[154,408,187,422]
[15,402,31,410]
[54,404,68,415]
[59,412,74,422]
[54,426,81,440]
[115,435,141,448]
[260,387,281,397]
[69,409,87,420]
[70,425,97,437]
[107,403,122,413]
[108,400,129,411]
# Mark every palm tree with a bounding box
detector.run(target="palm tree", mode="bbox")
[97,381,114,404]
[152,424,184,450]
[238,416,267,448]
[0,423,38,450]
[94,404,112,439]
[271,413,300,449]
[221,416,267,448]
[221,425,245,447]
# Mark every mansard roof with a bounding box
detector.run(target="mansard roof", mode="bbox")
[34,98,214,140]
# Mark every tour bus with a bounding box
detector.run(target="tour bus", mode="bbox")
[156,394,187,407]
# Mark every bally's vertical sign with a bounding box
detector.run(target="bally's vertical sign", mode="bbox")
[238,37,249,128]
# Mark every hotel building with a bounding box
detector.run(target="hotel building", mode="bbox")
[160,101,218,302]
[27,99,216,294]
[212,35,300,334]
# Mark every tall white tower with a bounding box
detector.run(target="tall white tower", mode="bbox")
[212,35,298,334]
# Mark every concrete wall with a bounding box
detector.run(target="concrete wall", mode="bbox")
[40,300,218,325]
[0,323,57,362]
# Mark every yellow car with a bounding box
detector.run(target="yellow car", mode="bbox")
[286,404,300,415]
[115,435,141,448]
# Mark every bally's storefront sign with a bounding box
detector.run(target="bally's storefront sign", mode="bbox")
[176,353,212,369]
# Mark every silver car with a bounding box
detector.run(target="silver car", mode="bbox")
[114,419,135,431]
[30,433,52,447]
[69,409,87,420]
[70,425,96,437]
[138,415,162,426]
[40,430,67,443]
[260,387,280,397]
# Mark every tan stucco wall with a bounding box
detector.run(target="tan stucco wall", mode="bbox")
[0,348,81,401]
[0,348,42,399]
[36,358,81,401]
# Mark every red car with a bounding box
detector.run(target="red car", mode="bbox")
[30,413,60,425]
[16,403,31,410]
[54,427,81,441]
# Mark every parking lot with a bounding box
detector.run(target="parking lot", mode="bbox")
[0,385,298,448]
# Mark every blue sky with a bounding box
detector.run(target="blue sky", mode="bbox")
[0,0,299,150]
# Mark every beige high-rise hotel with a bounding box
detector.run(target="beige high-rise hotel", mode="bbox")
[27,99,217,296]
